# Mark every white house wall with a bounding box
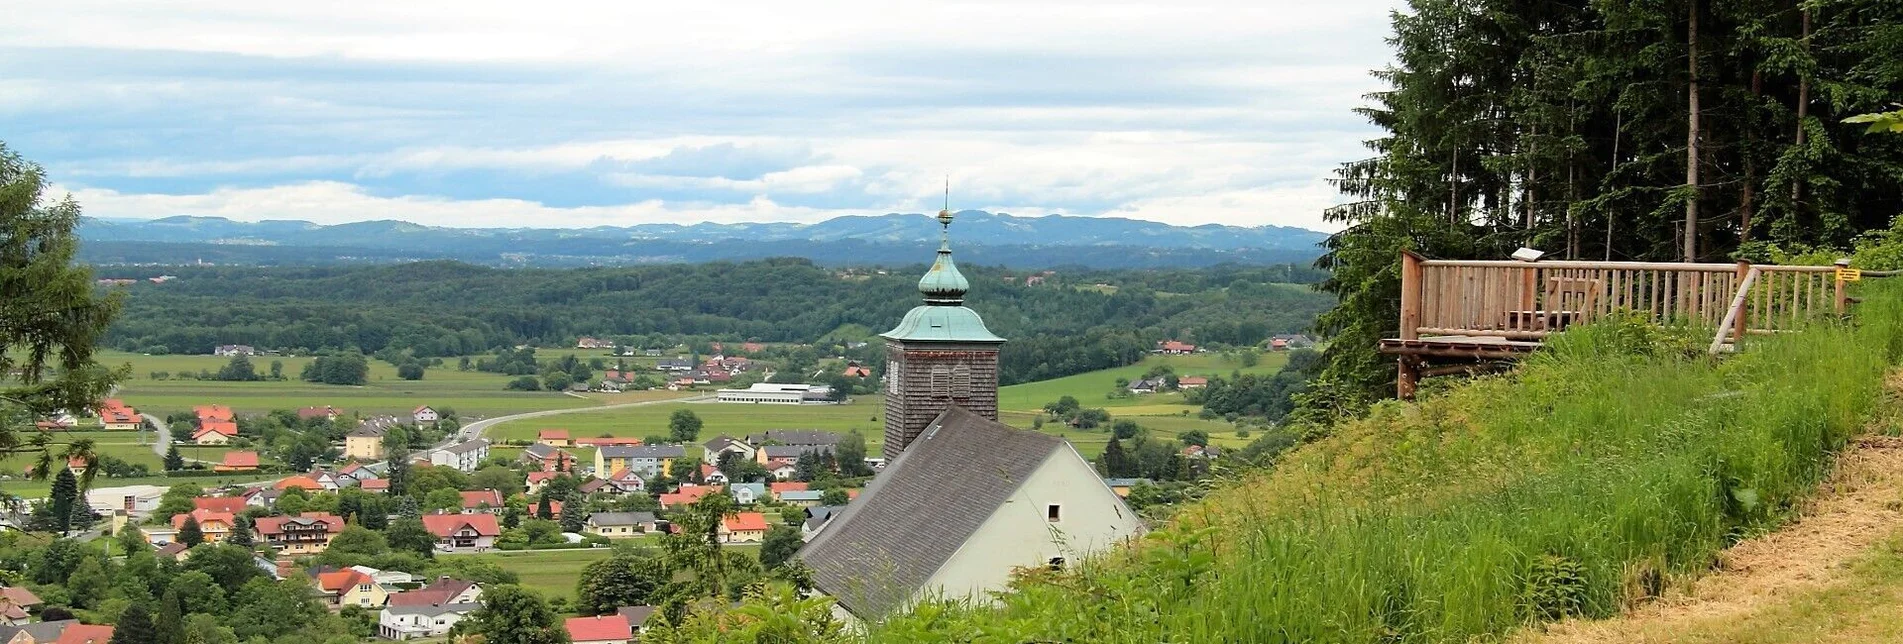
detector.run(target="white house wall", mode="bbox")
[917,445,1143,606]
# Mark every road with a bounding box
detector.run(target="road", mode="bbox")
[140,412,210,464]
[439,394,711,448]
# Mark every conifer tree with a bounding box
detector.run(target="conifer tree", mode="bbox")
[109,604,157,644]
[154,589,186,644]
[163,446,184,471]
[44,467,79,534]
[227,515,255,548]
[179,516,204,548]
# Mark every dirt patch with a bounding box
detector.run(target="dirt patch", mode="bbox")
[1519,435,1903,643]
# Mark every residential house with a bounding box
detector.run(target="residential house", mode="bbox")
[275,475,323,492]
[52,625,112,644]
[378,579,483,640]
[1182,445,1223,459]
[729,482,766,505]
[420,514,500,551]
[427,439,490,472]
[718,512,769,544]
[360,479,390,494]
[171,508,234,543]
[297,406,342,422]
[520,443,576,472]
[192,421,239,445]
[1155,340,1197,354]
[702,436,755,462]
[1176,376,1209,389]
[0,620,73,644]
[412,406,439,424]
[153,543,188,559]
[658,484,722,509]
[351,566,418,587]
[755,444,833,466]
[525,471,559,496]
[564,615,632,644]
[255,513,345,555]
[801,505,847,541]
[0,587,41,625]
[656,359,693,372]
[745,430,841,448]
[338,461,380,484]
[344,425,386,461]
[778,490,824,508]
[213,451,259,472]
[594,445,683,478]
[194,405,234,422]
[583,512,657,538]
[459,490,506,514]
[575,437,642,448]
[579,470,644,496]
[317,568,388,608]
[768,481,809,502]
[799,406,1145,621]
[614,606,656,636]
[1102,478,1152,498]
[768,460,798,481]
[698,463,729,485]
[1128,378,1162,394]
[213,345,256,356]
[98,406,141,431]
[535,430,572,448]
[741,342,765,353]
[575,337,613,350]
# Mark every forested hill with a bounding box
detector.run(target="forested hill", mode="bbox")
[75,211,1329,269]
[99,259,1332,385]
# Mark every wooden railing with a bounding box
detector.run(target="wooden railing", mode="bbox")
[1398,252,1845,343]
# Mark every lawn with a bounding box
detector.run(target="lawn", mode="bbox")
[98,350,599,417]
[464,543,763,605]
[0,472,280,497]
[995,352,1289,412]
[486,398,888,443]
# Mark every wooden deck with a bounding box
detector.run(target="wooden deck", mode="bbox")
[1378,335,1544,360]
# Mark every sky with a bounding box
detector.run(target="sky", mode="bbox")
[1,1,1400,232]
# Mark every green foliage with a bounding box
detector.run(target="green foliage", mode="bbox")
[468,585,570,644]
[759,525,803,571]
[397,363,424,380]
[109,604,157,644]
[178,517,204,548]
[575,555,666,616]
[1520,554,1589,622]
[212,355,260,382]
[385,518,436,558]
[669,409,704,442]
[299,354,369,385]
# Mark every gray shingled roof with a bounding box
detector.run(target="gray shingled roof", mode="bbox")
[759,444,832,460]
[796,406,1062,619]
[522,443,559,459]
[0,620,75,644]
[587,512,657,526]
[747,430,841,446]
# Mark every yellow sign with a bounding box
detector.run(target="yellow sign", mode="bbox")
[1838,267,1863,282]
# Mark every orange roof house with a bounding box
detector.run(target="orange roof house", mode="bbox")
[718,512,770,543]
[214,451,260,472]
[194,405,234,421]
[275,476,323,491]
[576,437,642,447]
[460,490,506,512]
[658,484,724,509]
[193,496,248,514]
[564,615,633,644]
[536,429,572,447]
[193,420,239,444]
[1177,376,1209,388]
[55,624,114,644]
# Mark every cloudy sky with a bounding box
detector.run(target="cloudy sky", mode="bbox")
[1,1,1399,232]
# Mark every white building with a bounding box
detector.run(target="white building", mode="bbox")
[85,485,168,518]
[799,406,1144,621]
[714,382,835,404]
[378,603,477,640]
[412,406,439,424]
[426,439,490,472]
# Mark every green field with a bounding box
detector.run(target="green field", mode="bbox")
[487,399,888,443]
[0,472,281,497]
[465,543,761,605]
[995,352,1288,412]
[98,350,600,417]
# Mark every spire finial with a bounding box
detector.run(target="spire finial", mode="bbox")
[919,179,967,305]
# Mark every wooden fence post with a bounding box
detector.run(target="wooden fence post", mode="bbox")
[1734,260,1750,341]
[1835,258,1851,315]
[1400,251,1423,341]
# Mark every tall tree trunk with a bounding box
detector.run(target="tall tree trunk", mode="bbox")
[1449,148,1461,224]
[1683,0,1701,262]
[1793,5,1811,205]
[1607,111,1621,261]
[1742,70,1761,246]
[1526,125,1539,245]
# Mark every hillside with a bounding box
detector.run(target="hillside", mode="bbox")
[655,281,1903,642]
[74,211,1329,269]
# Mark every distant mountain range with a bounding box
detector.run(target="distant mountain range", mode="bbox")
[77,211,1329,269]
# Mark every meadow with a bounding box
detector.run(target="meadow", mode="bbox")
[845,283,1903,642]
[97,350,599,417]
[463,543,763,604]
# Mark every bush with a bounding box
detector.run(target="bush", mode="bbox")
[506,376,541,391]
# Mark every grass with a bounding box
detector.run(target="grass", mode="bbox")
[467,543,763,605]
[0,472,281,497]
[486,399,888,443]
[995,353,1288,413]
[847,282,1903,643]
[98,350,599,417]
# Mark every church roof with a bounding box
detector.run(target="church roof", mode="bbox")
[798,406,1064,618]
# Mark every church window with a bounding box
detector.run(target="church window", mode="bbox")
[886,361,900,394]
[931,366,951,396]
[952,365,971,397]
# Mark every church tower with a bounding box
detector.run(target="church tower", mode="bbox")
[879,208,1004,460]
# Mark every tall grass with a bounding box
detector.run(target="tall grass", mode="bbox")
[850,280,1903,643]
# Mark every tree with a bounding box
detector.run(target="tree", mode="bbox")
[226,515,255,548]
[386,517,437,558]
[163,445,184,471]
[506,376,541,391]
[575,555,665,615]
[793,451,822,483]
[66,555,110,608]
[116,522,150,556]
[326,526,391,558]
[819,489,849,506]
[668,410,703,442]
[1111,420,1141,440]
[536,493,554,520]
[1179,430,1209,448]
[109,604,158,644]
[834,431,871,477]
[0,144,123,456]
[178,516,205,548]
[423,488,464,514]
[299,354,369,385]
[560,492,588,534]
[758,525,803,570]
[268,360,283,380]
[398,363,425,380]
[213,355,259,382]
[1100,436,1135,478]
[155,588,186,644]
[41,467,80,534]
[469,585,569,644]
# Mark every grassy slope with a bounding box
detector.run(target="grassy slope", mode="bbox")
[855,283,1903,643]
[465,544,763,604]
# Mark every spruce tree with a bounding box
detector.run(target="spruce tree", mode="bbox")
[1100,437,1133,478]
[227,515,255,548]
[559,492,587,534]
[154,590,186,644]
[163,446,184,471]
[45,467,79,535]
[178,516,204,548]
[536,493,554,520]
[109,604,157,644]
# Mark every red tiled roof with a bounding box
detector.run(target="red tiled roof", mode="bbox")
[722,512,769,532]
[659,484,723,508]
[55,624,113,644]
[1178,376,1208,386]
[275,476,322,491]
[220,451,260,468]
[194,405,233,421]
[173,508,233,529]
[576,437,642,447]
[413,405,434,415]
[538,429,570,440]
[316,569,372,593]
[769,482,808,494]
[564,615,632,643]
[526,471,558,483]
[193,420,239,438]
[360,479,390,490]
[460,489,505,509]
[100,408,140,424]
[193,496,248,514]
[386,578,478,607]
[421,513,500,537]
[0,586,42,606]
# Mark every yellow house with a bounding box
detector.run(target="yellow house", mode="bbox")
[344,426,385,461]
[319,569,389,608]
[595,445,682,479]
[172,509,233,543]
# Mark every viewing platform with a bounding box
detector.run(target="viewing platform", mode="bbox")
[1383,252,1854,397]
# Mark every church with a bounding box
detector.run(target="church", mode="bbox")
[797,209,1145,621]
